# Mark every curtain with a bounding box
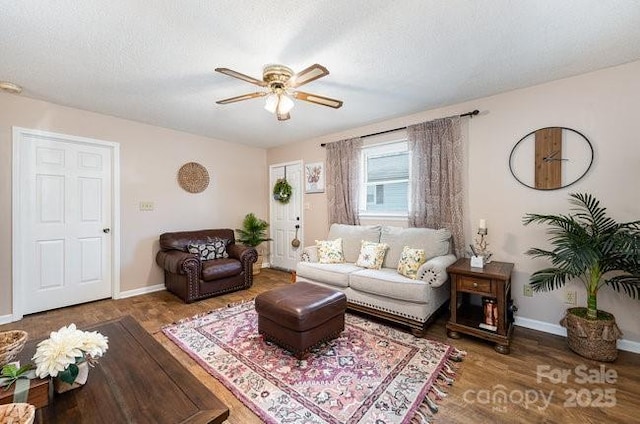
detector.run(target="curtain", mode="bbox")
[408,116,465,257]
[326,137,363,225]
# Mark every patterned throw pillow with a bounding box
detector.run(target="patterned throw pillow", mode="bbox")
[187,238,228,261]
[316,238,345,264]
[355,241,389,270]
[397,246,427,279]
[208,237,230,258]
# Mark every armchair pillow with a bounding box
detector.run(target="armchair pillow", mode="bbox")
[355,241,388,270]
[187,238,228,261]
[397,246,427,279]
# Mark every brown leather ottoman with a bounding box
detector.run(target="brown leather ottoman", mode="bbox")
[254,282,347,358]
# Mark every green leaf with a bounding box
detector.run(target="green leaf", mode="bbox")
[58,363,80,384]
[0,363,33,390]
[1,364,19,378]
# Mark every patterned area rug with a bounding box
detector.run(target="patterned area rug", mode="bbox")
[163,301,465,424]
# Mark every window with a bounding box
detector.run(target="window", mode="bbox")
[360,141,409,216]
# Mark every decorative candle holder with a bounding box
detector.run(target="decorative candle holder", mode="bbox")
[470,227,492,268]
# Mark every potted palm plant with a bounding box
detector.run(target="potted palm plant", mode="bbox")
[236,213,272,275]
[523,193,640,361]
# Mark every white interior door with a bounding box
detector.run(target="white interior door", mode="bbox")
[270,162,303,271]
[15,130,115,315]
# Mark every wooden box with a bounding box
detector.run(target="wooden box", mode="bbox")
[0,377,51,409]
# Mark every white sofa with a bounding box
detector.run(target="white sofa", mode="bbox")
[296,224,457,336]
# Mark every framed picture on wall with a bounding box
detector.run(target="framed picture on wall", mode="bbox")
[304,162,325,193]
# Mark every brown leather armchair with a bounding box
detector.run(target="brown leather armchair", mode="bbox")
[155,229,257,303]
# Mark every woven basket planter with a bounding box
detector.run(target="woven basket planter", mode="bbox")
[0,330,28,367]
[0,403,35,424]
[560,308,621,362]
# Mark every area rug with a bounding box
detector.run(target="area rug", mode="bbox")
[163,301,465,424]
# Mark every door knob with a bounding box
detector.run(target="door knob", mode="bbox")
[103,228,110,233]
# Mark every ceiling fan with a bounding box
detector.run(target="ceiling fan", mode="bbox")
[214,63,343,121]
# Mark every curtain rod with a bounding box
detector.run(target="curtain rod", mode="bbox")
[320,109,479,147]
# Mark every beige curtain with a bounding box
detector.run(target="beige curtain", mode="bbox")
[326,137,363,225]
[408,116,465,257]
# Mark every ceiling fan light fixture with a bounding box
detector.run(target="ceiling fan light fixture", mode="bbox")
[277,93,294,115]
[264,93,278,113]
[215,63,342,120]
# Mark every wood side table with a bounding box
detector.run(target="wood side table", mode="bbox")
[446,258,515,354]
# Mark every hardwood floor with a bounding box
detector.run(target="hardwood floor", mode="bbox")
[2,268,639,423]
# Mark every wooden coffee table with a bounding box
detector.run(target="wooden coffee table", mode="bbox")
[18,316,229,424]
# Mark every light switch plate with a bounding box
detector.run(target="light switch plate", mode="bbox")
[139,201,154,211]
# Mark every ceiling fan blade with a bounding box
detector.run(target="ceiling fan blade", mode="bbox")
[292,91,343,109]
[216,92,267,104]
[287,64,329,88]
[277,112,290,121]
[215,68,267,87]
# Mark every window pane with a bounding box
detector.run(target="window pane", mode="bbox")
[367,152,409,182]
[366,182,407,211]
[360,141,410,215]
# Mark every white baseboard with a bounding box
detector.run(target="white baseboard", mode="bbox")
[0,285,166,324]
[515,316,640,354]
[118,283,165,299]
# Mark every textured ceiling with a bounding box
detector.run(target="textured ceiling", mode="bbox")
[2,1,640,148]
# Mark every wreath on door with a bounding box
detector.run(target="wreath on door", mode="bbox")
[273,178,292,204]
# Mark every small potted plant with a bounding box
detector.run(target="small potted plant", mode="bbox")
[236,213,272,275]
[523,193,640,361]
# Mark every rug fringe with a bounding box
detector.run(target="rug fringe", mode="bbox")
[227,298,255,307]
[410,404,434,423]
[448,347,467,362]
[410,346,467,423]
[162,299,256,329]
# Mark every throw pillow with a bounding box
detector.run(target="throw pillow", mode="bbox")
[187,239,228,261]
[316,238,345,264]
[208,237,230,259]
[397,246,427,279]
[355,241,389,270]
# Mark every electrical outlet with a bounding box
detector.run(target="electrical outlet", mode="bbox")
[139,201,154,211]
[565,290,577,305]
[523,284,533,297]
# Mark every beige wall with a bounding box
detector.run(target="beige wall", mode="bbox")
[268,60,640,343]
[1,94,268,317]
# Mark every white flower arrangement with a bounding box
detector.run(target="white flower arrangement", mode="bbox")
[32,323,109,383]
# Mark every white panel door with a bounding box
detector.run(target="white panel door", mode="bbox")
[270,162,303,271]
[19,134,113,314]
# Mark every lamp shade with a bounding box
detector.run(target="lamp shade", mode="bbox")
[277,94,294,114]
[264,93,278,113]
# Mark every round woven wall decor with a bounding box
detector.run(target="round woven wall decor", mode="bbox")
[177,162,209,193]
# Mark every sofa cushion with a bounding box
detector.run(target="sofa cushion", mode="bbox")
[397,246,426,279]
[355,241,388,270]
[316,238,345,263]
[296,261,361,288]
[349,268,431,304]
[380,226,451,269]
[328,224,382,263]
[201,258,242,281]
